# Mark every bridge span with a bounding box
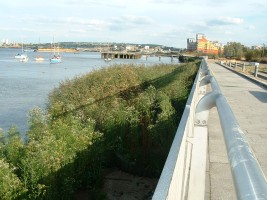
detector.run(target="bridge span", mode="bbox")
[153,59,267,199]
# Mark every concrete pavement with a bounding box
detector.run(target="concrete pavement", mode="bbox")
[205,60,267,200]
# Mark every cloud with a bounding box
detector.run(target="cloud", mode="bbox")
[224,30,233,35]
[208,17,244,26]
[247,25,256,30]
[62,0,125,8]
[149,0,185,3]
[108,15,154,31]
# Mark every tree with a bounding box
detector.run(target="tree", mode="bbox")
[224,42,243,59]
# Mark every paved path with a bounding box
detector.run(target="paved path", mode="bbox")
[205,60,267,200]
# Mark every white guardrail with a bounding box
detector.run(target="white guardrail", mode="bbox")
[152,58,267,200]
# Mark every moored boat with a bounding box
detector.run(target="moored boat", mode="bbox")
[50,38,62,64]
[50,55,61,64]
[15,42,28,59]
[35,55,45,62]
[15,54,27,59]
[20,56,29,62]
[104,57,112,62]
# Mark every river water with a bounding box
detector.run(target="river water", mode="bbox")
[0,48,179,134]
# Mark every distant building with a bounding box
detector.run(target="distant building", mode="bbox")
[251,45,262,50]
[126,45,137,51]
[112,45,118,51]
[154,46,163,52]
[187,38,197,51]
[187,33,222,55]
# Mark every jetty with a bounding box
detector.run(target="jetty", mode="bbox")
[101,52,142,59]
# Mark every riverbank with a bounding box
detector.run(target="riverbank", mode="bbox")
[37,48,78,53]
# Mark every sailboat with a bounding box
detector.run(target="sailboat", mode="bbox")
[50,38,62,64]
[20,56,29,62]
[35,37,45,62]
[15,42,29,61]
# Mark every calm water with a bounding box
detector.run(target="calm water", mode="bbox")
[0,48,179,133]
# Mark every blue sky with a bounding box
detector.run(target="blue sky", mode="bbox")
[0,0,266,48]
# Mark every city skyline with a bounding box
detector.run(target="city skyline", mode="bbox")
[0,0,266,48]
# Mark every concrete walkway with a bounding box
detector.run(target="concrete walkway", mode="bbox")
[205,60,267,200]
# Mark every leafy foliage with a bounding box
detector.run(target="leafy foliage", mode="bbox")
[224,42,243,59]
[0,158,27,199]
[0,62,199,199]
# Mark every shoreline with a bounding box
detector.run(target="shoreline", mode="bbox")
[37,48,78,53]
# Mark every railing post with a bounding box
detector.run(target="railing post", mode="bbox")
[254,62,259,77]
[242,63,245,72]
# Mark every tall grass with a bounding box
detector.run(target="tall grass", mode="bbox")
[0,62,199,199]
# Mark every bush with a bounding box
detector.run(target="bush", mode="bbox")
[0,62,199,199]
[0,158,27,199]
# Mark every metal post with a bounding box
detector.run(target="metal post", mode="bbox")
[242,63,245,72]
[254,63,259,77]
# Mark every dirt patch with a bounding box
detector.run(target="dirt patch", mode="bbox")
[102,169,158,200]
[74,168,158,200]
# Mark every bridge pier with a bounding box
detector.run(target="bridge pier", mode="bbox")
[101,52,142,59]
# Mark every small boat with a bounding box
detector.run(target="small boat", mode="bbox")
[15,42,28,59]
[50,55,61,64]
[15,54,27,59]
[104,58,112,62]
[20,56,29,62]
[35,55,45,62]
[104,53,112,62]
[50,38,62,64]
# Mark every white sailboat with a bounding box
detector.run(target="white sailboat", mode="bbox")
[15,42,28,61]
[20,56,29,62]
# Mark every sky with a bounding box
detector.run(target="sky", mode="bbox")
[0,0,266,48]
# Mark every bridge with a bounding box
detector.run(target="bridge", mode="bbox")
[152,58,267,199]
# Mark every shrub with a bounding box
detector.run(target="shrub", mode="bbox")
[0,62,199,198]
[0,158,27,199]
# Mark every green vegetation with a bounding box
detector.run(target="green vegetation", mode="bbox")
[224,42,244,59]
[0,62,199,199]
[223,42,267,63]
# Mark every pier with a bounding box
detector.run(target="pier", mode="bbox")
[101,52,142,59]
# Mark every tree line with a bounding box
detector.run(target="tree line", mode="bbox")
[194,42,267,63]
[223,42,266,62]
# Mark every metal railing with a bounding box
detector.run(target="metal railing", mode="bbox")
[152,58,267,200]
